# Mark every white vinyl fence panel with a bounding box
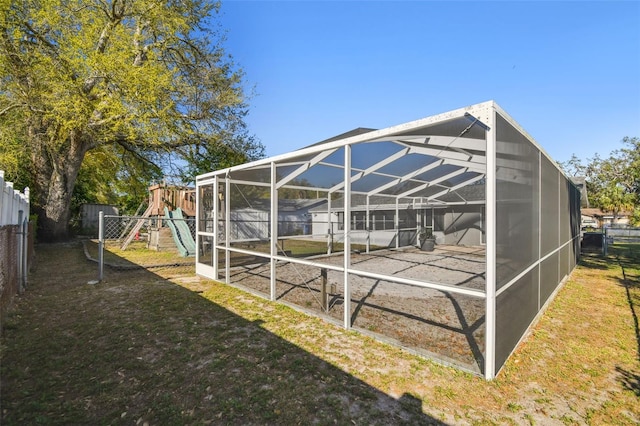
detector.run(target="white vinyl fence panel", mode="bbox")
[0,170,31,308]
[0,170,30,226]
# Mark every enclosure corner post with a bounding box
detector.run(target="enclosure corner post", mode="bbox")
[343,144,352,330]
[395,199,400,249]
[213,176,219,280]
[485,105,497,379]
[270,162,278,301]
[225,175,231,284]
[365,195,370,253]
[98,210,104,282]
[195,180,200,266]
[327,195,332,255]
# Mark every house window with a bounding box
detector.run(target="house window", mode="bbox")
[351,212,366,230]
[370,210,396,230]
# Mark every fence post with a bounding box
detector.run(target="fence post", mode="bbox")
[98,211,104,281]
[21,213,28,291]
[22,188,29,291]
[0,171,4,225]
[17,210,24,293]
[603,228,608,256]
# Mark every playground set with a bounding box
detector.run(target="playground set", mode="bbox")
[120,184,197,257]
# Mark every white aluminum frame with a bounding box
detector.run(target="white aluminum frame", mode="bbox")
[195,100,580,380]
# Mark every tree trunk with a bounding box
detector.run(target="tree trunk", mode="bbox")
[30,125,89,242]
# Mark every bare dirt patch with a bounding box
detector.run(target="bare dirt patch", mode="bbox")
[228,246,486,373]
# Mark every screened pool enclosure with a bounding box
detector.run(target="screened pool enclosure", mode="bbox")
[195,101,580,379]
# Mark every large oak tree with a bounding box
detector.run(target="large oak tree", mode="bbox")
[0,0,263,240]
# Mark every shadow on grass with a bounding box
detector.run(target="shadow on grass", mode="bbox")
[616,367,640,397]
[578,252,611,270]
[610,245,640,364]
[1,242,445,425]
[605,243,640,399]
[579,244,640,395]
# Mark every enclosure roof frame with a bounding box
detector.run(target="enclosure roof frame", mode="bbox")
[198,101,493,177]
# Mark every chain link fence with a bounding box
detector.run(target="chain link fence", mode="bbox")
[605,226,640,243]
[90,213,196,281]
[582,226,640,256]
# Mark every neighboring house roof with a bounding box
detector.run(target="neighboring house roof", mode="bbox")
[569,176,589,207]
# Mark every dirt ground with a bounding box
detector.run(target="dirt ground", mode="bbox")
[226,246,487,373]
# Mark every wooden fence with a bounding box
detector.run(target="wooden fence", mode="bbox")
[0,170,32,325]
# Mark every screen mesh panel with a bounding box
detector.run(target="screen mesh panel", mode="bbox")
[495,267,539,371]
[540,252,559,308]
[495,113,539,289]
[541,156,560,256]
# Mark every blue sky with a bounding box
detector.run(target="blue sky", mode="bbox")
[218,1,640,164]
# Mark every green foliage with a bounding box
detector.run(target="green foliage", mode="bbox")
[0,0,264,240]
[563,137,639,219]
[70,145,163,216]
[558,154,586,177]
[0,112,31,190]
[629,207,640,227]
[593,184,635,218]
[178,133,264,184]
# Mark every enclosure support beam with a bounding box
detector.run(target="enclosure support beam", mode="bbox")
[276,148,338,189]
[343,145,352,330]
[225,175,231,284]
[366,159,444,197]
[395,168,470,199]
[538,152,542,309]
[321,268,328,312]
[395,198,400,249]
[195,180,201,266]
[328,147,409,193]
[423,174,485,202]
[485,104,497,380]
[365,195,370,253]
[327,195,332,255]
[213,176,219,280]
[270,162,278,301]
[557,165,561,267]
[98,211,104,282]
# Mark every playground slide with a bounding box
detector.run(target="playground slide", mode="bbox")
[164,207,196,257]
[172,208,197,255]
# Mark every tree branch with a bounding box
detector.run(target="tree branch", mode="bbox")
[0,103,26,116]
[114,137,162,169]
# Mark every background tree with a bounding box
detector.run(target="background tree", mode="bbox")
[562,137,640,225]
[70,144,164,223]
[559,154,587,177]
[0,0,264,241]
[0,111,31,191]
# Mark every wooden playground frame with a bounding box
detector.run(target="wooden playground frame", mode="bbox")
[120,184,196,251]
